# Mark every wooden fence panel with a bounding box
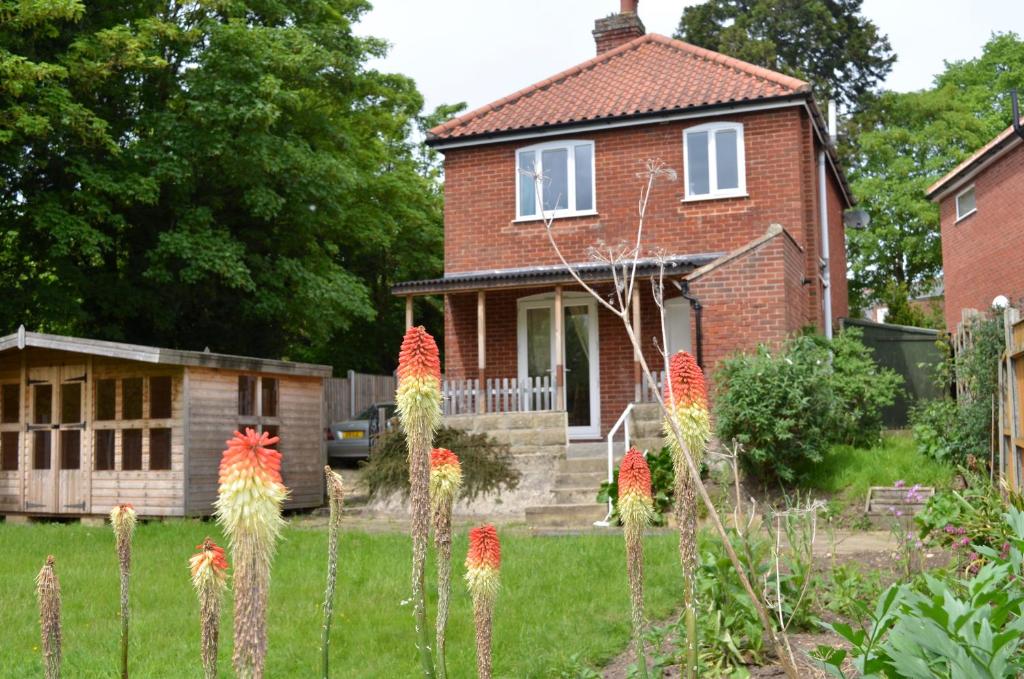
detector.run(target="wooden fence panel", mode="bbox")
[323,371,396,424]
[999,307,1024,492]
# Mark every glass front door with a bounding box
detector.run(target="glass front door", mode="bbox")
[518,294,600,438]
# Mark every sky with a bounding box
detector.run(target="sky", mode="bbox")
[355,0,1024,114]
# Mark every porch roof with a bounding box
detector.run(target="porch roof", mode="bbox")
[392,253,725,296]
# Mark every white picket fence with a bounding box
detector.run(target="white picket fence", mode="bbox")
[640,370,665,403]
[442,376,555,415]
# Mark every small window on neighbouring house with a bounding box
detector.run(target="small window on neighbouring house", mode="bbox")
[96,379,116,421]
[238,376,257,416]
[1,432,18,471]
[516,140,596,219]
[1,384,19,423]
[149,428,171,470]
[262,378,279,417]
[956,186,976,221]
[150,376,172,419]
[122,428,143,470]
[122,378,143,420]
[684,122,746,200]
[95,430,115,470]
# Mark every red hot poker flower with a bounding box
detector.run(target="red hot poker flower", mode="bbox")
[466,524,501,572]
[663,351,708,410]
[618,448,653,501]
[430,448,460,470]
[397,326,441,382]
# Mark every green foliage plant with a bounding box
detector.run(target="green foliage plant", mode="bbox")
[826,328,903,447]
[363,425,520,502]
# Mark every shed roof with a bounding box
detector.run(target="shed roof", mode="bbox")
[0,328,333,378]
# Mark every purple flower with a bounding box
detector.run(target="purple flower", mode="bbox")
[894,480,906,489]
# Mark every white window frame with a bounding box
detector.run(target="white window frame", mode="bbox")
[514,139,597,221]
[682,121,747,201]
[955,185,977,222]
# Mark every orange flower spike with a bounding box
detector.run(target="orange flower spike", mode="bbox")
[398,326,442,382]
[189,538,230,589]
[618,448,655,530]
[662,351,711,469]
[465,524,502,604]
[396,326,443,438]
[663,351,708,410]
[429,448,463,512]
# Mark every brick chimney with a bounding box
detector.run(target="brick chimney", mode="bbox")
[593,0,645,55]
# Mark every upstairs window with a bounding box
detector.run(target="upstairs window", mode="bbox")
[516,140,595,219]
[683,122,746,200]
[955,185,976,221]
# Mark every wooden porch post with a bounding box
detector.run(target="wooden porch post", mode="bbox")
[632,285,642,403]
[405,295,414,329]
[477,291,486,414]
[554,285,565,411]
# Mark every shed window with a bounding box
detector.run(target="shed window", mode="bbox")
[262,378,279,417]
[33,431,50,469]
[95,379,116,421]
[60,383,81,424]
[150,376,172,419]
[60,431,80,470]
[516,140,596,219]
[122,429,143,470]
[95,430,115,471]
[33,384,52,424]
[1,432,18,471]
[1,384,19,423]
[263,424,280,452]
[149,428,171,470]
[238,376,257,416]
[956,185,976,221]
[683,122,746,200]
[122,378,143,420]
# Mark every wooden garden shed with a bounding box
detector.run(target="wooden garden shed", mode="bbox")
[0,327,331,518]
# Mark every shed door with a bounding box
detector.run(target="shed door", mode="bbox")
[25,365,88,514]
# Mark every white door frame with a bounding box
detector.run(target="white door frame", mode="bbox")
[517,292,601,438]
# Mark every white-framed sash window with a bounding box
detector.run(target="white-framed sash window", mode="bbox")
[955,185,976,222]
[516,140,596,220]
[683,121,746,201]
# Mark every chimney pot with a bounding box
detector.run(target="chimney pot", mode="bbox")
[621,0,638,13]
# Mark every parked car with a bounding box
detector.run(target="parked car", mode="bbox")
[326,402,396,460]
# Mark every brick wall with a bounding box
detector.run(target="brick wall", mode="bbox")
[939,143,1024,330]
[445,108,810,272]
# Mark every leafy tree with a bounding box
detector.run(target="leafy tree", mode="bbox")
[0,0,451,372]
[674,0,895,110]
[846,33,1024,313]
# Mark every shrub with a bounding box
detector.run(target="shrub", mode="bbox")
[715,331,902,484]
[715,335,836,483]
[827,328,903,447]
[363,425,520,501]
[910,311,1003,466]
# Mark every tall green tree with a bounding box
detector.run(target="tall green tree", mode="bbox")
[674,0,895,110]
[846,33,1024,312]
[0,0,450,372]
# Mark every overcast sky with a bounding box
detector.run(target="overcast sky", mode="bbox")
[356,0,1024,114]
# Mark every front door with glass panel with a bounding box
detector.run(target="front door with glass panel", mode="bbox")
[518,294,600,438]
[25,365,88,513]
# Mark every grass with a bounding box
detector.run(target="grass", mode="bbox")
[802,431,955,503]
[0,519,683,678]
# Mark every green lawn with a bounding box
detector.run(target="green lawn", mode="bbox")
[0,519,683,678]
[802,432,955,502]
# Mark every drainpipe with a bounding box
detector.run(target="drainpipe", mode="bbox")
[675,279,704,369]
[818,149,833,339]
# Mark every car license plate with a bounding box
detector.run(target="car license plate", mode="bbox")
[342,431,363,439]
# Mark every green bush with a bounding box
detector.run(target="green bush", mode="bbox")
[827,328,903,447]
[715,330,902,484]
[362,425,520,501]
[909,312,1003,466]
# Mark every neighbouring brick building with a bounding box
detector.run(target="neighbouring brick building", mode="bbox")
[927,120,1024,331]
[394,0,851,441]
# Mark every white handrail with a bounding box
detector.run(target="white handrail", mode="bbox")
[594,402,634,527]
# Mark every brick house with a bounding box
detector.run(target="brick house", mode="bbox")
[926,120,1024,331]
[394,1,851,446]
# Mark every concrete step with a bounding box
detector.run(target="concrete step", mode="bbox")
[554,471,606,487]
[565,441,608,458]
[525,502,607,527]
[552,486,603,504]
[558,456,619,473]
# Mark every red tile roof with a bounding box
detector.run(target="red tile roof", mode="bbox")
[926,122,1023,199]
[428,33,810,143]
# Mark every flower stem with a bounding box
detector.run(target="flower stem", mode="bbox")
[321,467,343,679]
[434,512,453,679]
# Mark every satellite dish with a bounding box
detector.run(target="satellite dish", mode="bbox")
[843,208,871,229]
[992,295,1010,310]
